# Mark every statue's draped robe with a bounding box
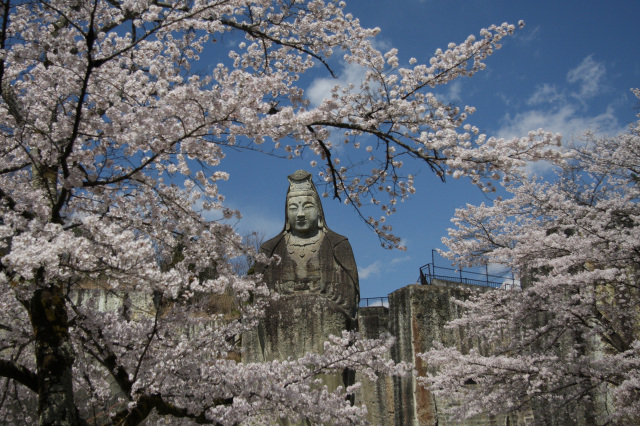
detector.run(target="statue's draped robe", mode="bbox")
[260,230,359,318]
[245,229,359,392]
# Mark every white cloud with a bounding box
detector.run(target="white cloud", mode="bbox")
[515,24,541,45]
[497,104,621,142]
[525,56,607,108]
[391,256,411,266]
[307,62,368,107]
[238,212,282,239]
[363,298,389,308]
[358,261,381,280]
[497,81,624,176]
[358,255,411,280]
[566,55,606,101]
[486,263,514,278]
[306,35,392,108]
[498,55,623,144]
[527,83,564,106]
[436,80,463,106]
[496,106,622,177]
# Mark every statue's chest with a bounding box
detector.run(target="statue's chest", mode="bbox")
[287,242,321,280]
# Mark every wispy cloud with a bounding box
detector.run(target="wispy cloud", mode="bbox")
[306,36,392,108]
[200,197,282,240]
[436,80,463,106]
[566,55,606,102]
[498,56,623,141]
[364,299,389,308]
[527,83,564,106]
[497,104,620,141]
[525,55,607,108]
[358,256,412,280]
[307,62,368,108]
[497,104,621,176]
[515,24,541,45]
[494,55,625,176]
[358,261,381,280]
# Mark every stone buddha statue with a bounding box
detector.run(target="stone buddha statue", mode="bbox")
[259,169,359,318]
[246,170,360,373]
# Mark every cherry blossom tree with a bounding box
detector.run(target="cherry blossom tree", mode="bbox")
[0,0,564,424]
[422,90,640,424]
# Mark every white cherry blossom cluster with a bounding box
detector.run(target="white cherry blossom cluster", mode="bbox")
[422,90,640,423]
[0,0,566,423]
[0,1,426,423]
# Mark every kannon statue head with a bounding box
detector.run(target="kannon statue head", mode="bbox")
[284,170,327,237]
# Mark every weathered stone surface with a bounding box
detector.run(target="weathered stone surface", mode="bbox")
[387,282,534,426]
[259,228,359,320]
[355,306,395,425]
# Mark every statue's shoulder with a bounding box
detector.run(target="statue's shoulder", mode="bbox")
[260,232,286,256]
[325,230,349,247]
[325,230,358,282]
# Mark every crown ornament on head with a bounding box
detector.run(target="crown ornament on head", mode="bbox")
[287,170,314,195]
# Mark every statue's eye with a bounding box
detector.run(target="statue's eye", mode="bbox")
[303,203,315,209]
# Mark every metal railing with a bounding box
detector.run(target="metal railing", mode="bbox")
[419,250,517,289]
[359,297,389,308]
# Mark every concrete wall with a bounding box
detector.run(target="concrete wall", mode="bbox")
[359,281,534,425]
[356,306,395,425]
[390,282,496,426]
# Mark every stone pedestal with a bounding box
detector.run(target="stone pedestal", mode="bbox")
[245,293,355,393]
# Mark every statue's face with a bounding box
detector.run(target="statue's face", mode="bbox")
[287,194,319,236]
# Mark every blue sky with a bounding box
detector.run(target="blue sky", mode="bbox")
[211,0,640,300]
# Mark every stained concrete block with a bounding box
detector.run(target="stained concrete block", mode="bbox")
[356,306,395,425]
[385,283,530,426]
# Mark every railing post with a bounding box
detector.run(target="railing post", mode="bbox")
[486,264,490,287]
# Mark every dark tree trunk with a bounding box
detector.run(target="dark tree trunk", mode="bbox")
[29,281,79,426]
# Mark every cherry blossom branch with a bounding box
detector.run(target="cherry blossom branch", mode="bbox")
[111,393,229,426]
[0,360,38,393]
[220,19,338,78]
